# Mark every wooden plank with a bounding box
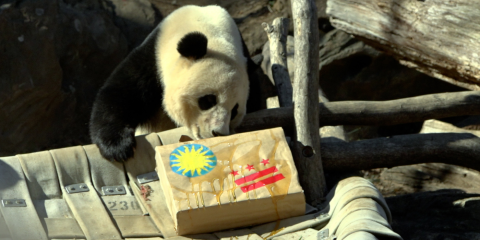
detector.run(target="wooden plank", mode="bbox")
[83,144,129,192]
[44,218,85,239]
[17,151,86,239]
[129,181,176,238]
[50,146,122,240]
[0,156,48,240]
[327,0,480,90]
[83,144,161,239]
[124,133,177,238]
[114,216,161,237]
[125,133,161,186]
[0,211,10,238]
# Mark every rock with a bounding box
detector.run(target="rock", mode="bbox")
[261,29,378,93]
[149,0,327,55]
[431,115,480,132]
[234,0,290,55]
[262,28,466,141]
[364,163,480,197]
[386,190,480,240]
[0,0,132,156]
[103,0,162,49]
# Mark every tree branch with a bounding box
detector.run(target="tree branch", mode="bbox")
[262,18,293,107]
[291,0,327,206]
[237,91,480,133]
[321,133,480,171]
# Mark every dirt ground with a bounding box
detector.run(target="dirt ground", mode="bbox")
[360,164,480,239]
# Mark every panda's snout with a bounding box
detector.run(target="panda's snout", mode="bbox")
[208,109,230,137]
[212,130,226,137]
[211,123,229,137]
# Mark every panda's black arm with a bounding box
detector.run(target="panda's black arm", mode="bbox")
[239,31,264,114]
[245,57,264,113]
[89,30,162,161]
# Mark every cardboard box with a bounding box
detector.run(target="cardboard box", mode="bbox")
[155,127,305,235]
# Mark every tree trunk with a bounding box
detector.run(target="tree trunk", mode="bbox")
[291,0,327,207]
[326,0,480,90]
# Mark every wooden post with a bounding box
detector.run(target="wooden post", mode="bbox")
[291,0,327,206]
[262,18,293,107]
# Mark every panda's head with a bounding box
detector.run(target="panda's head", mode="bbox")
[162,32,249,140]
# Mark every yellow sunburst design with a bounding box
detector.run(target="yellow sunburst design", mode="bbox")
[169,144,217,177]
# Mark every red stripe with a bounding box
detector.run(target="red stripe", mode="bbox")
[235,166,278,185]
[240,174,285,193]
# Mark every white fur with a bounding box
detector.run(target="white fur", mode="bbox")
[152,5,249,139]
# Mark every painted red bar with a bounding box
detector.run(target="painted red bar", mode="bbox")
[235,166,278,185]
[240,174,285,193]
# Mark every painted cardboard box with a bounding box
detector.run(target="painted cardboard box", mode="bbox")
[155,127,305,235]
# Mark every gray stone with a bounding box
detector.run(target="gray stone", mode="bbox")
[103,0,162,49]
[0,0,130,156]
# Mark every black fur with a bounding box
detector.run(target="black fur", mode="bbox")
[230,104,239,120]
[89,28,162,162]
[90,26,263,162]
[239,31,263,114]
[177,32,208,60]
[198,94,217,110]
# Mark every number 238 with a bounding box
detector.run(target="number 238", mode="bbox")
[107,201,139,211]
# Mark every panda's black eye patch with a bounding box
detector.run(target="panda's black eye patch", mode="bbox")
[198,94,217,110]
[230,104,239,120]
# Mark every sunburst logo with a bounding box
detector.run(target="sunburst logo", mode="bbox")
[169,144,217,177]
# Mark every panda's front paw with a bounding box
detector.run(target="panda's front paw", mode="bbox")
[94,128,136,162]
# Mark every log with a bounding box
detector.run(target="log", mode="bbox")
[321,133,480,172]
[237,91,480,133]
[262,18,293,107]
[291,0,327,206]
[326,0,480,90]
[421,119,480,137]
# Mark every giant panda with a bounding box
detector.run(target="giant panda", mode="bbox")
[89,5,263,162]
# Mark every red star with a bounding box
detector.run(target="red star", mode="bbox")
[230,170,239,176]
[260,159,270,166]
[246,164,254,171]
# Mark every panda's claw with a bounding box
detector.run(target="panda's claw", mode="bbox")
[94,127,136,162]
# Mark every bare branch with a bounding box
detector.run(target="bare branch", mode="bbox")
[262,18,293,107]
[237,91,480,133]
[321,133,480,172]
[291,0,327,206]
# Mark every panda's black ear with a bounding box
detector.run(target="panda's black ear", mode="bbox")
[177,32,208,60]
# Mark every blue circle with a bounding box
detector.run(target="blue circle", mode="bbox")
[169,144,217,177]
